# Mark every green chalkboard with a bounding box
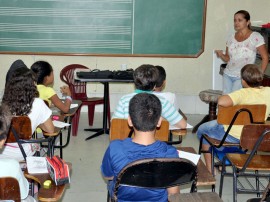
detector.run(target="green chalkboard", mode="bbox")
[0,0,206,57]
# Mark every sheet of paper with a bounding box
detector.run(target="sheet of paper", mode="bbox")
[169,123,193,130]
[52,120,71,128]
[61,101,78,109]
[20,162,27,171]
[70,103,78,109]
[26,156,48,174]
[177,150,200,165]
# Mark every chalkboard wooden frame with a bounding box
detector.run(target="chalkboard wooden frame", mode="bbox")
[0,0,207,58]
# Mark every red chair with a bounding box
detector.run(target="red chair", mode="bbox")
[60,64,111,136]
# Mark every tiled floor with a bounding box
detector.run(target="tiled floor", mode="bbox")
[57,112,263,202]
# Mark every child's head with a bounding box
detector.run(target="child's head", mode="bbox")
[129,93,161,132]
[31,61,54,85]
[154,65,166,92]
[3,68,39,116]
[133,64,158,91]
[5,59,28,87]
[0,105,11,148]
[241,64,263,87]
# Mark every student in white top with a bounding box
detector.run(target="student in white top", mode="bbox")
[1,67,54,161]
[153,65,179,108]
[153,65,187,121]
[0,105,36,202]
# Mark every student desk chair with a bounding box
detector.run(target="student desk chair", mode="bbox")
[110,118,184,145]
[24,162,72,202]
[50,100,82,158]
[0,177,20,202]
[177,147,216,192]
[7,116,59,161]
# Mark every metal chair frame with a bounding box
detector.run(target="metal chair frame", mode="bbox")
[7,116,55,161]
[219,124,270,202]
[198,105,266,176]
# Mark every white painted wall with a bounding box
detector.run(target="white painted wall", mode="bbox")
[1,1,270,114]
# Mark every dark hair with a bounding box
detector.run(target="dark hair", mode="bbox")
[133,64,158,90]
[155,65,166,88]
[0,105,11,141]
[235,10,251,29]
[31,61,53,84]
[2,68,39,115]
[241,64,263,87]
[5,59,28,87]
[129,93,161,132]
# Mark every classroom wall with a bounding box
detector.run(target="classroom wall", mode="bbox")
[0,0,269,114]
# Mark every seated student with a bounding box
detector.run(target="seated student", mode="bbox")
[101,93,180,201]
[197,64,270,172]
[153,65,179,109]
[1,67,54,161]
[5,59,28,87]
[113,64,187,129]
[0,105,36,202]
[31,61,72,113]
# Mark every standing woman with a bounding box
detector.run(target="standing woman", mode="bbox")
[216,10,268,94]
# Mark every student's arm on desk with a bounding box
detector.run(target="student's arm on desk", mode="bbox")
[50,94,71,113]
[39,117,55,133]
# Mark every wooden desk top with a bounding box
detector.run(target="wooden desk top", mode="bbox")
[24,162,71,202]
[42,115,65,137]
[171,129,187,136]
[51,100,82,117]
[177,147,216,186]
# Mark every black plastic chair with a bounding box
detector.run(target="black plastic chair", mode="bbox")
[107,158,197,202]
[107,157,224,202]
[107,157,225,202]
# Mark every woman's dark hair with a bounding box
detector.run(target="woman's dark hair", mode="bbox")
[2,68,39,115]
[235,10,251,29]
[241,64,263,87]
[31,61,53,84]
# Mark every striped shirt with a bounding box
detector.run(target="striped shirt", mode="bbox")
[112,90,182,126]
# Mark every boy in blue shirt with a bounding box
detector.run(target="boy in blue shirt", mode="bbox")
[101,93,179,202]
